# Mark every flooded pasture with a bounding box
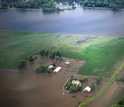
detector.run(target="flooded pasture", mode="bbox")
[0,55,107,107]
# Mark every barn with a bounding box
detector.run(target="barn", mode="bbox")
[53,67,62,73]
[83,86,91,93]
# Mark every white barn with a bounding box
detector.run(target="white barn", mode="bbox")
[83,86,91,93]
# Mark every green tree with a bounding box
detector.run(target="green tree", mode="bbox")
[96,76,102,84]
[28,55,34,61]
[83,76,88,82]
[47,68,53,73]
[45,50,49,57]
[69,85,78,92]
[40,50,45,56]
[65,81,73,90]
[17,59,26,69]
[35,65,47,73]
[55,55,61,61]
[118,98,124,106]
[70,75,73,81]
[53,62,56,67]
[91,83,95,90]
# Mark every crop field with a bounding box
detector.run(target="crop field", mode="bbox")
[0,30,124,77]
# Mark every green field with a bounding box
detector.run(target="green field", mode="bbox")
[0,30,124,77]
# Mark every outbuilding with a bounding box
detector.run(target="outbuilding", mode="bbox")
[53,67,62,73]
[83,86,91,93]
[48,65,53,69]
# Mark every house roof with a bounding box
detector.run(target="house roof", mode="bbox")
[48,65,53,68]
[83,86,91,92]
[72,80,81,85]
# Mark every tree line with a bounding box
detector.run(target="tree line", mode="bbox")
[1,0,124,11]
[0,0,62,12]
[82,0,124,10]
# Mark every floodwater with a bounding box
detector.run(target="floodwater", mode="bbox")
[0,56,86,107]
[0,8,124,36]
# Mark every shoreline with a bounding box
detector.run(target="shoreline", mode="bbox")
[1,6,124,12]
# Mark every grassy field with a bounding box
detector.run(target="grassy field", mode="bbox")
[0,30,124,77]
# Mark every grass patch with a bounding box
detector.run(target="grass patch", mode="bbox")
[0,30,124,78]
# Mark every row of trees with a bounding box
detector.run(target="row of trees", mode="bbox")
[40,50,62,61]
[0,0,64,12]
[1,0,124,10]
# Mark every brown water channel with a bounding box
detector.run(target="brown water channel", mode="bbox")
[0,56,86,107]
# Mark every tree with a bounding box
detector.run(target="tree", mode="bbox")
[70,76,73,81]
[118,98,124,105]
[91,83,95,90]
[28,55,34,61]
[17,59,26,69]
[40,50,45,56]
[69,85,78,93]
[65,81,73,90]
[83,76,88,82]
[55,55,61,61]
[35,65,47,73]
[96,76,102,84]
[53,62,56,67]
[45,50,49,57]
[47,68,53,73]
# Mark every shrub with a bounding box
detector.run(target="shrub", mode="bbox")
[17,59,26,69]
[83,76,88,82]
[55,55,61,61]
[29,55,34,61]
[96,76,102,84]
[45,50,49,57]
[40,50,45,56]
[35,65,47,73]
[91,83,95,90]
[47,68,53,73]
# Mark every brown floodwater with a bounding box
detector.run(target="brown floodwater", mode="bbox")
[0,56,86,107]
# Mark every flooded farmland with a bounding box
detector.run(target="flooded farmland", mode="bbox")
[0,56,107,107]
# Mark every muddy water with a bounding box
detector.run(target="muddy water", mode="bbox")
[0,56,85,107]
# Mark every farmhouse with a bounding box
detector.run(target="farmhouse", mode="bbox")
[53,67,62,73]
[83,86,91,93]
[72,80,81,86]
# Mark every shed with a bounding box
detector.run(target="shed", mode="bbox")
[48,65,53,69]
[65,60,70,65]
[53,67,62,73]
[83,86,91,93]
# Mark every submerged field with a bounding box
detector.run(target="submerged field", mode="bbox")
[0,30,124,77]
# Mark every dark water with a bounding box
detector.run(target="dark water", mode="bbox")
[0,8,124,36]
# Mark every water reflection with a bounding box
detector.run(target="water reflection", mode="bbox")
[0,8,124,36]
